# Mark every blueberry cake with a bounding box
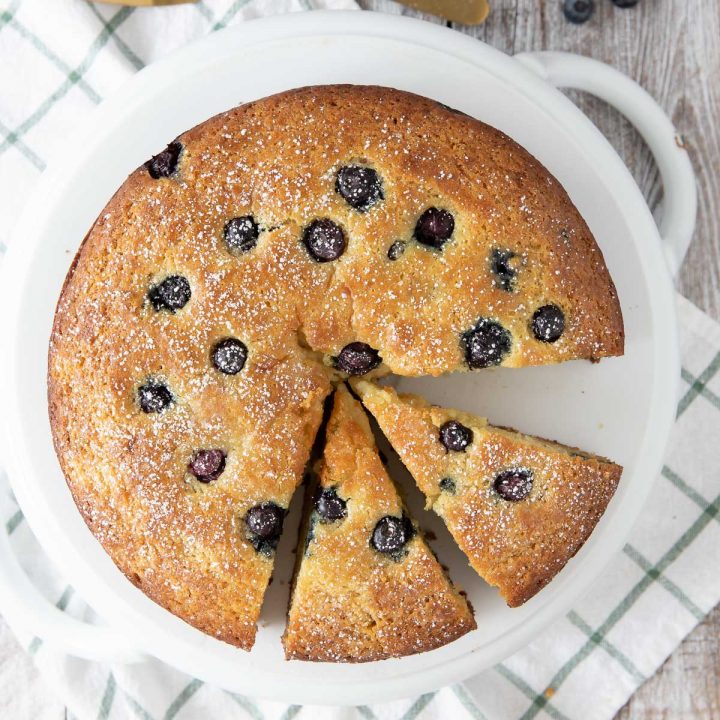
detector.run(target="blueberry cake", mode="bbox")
[352,381,622,606]
[48,85,623,652]
[283,386,475,661]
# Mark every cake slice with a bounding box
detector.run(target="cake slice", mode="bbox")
[283,385,476,662]
[352,381,622,607]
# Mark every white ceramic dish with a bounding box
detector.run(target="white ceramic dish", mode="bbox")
[0,11,696,705]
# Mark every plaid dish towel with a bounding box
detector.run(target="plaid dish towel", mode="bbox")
[1,2,719,719]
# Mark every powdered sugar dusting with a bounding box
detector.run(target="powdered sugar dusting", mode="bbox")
[48,86,622,648]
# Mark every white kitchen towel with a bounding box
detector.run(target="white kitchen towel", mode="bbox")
[1,2,719,719]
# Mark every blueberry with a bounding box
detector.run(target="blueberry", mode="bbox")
[439,477,457,494]
[334,342,382,376]
[302,219,347,262]
[211,338,248,375]
[224,216,259,253]
[245,502,285,554]
[387,240,406,261]
[611,0,638,6]
[145,141,182,179]
[336,165,383,212]
[148,275,191,313]
[562,0,595,23]
[532,304,565,343]
[138,381,173,414]
[462,318,512,369]
[414,207,455,249]
[494,468,533,502]
[490,249,518,292]
[370,515,415,555]
[188,449,226,482]
[439,420,473,452]
[314,487,347,521]
[246,502,284,538]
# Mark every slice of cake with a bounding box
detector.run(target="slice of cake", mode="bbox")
[283,385,476,662]
[352,381,622,606]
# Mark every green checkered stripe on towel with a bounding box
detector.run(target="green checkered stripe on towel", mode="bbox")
[2,2,719,718]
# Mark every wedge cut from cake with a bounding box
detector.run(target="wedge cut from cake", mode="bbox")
[352,381,622,607]
[283,385,476,662]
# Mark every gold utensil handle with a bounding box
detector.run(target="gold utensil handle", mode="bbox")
[396,0,489,25]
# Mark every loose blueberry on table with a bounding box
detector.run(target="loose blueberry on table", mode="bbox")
[563,0,595,23]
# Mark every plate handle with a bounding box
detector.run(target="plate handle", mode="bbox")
[0,479,146,663]
[514,51,697,278]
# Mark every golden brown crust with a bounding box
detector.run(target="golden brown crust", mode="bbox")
[353,381,622,607]
[283,387,475,661]
[48,85,623,649]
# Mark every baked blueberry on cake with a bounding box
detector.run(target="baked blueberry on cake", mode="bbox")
[48,85,623,653]
[283,386,476,661]
[352,381,622,606]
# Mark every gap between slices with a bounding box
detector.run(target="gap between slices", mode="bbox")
[350,380,623,607]
[283,386,476,661]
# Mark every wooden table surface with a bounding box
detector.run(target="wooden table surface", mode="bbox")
[356,0,720,716]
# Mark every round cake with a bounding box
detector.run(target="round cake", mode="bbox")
[283,385,476,662]
[48,85,624,653]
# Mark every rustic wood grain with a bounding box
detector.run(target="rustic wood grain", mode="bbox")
[356,0,720,717]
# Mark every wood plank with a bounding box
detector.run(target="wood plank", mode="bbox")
[358,1,720,717]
